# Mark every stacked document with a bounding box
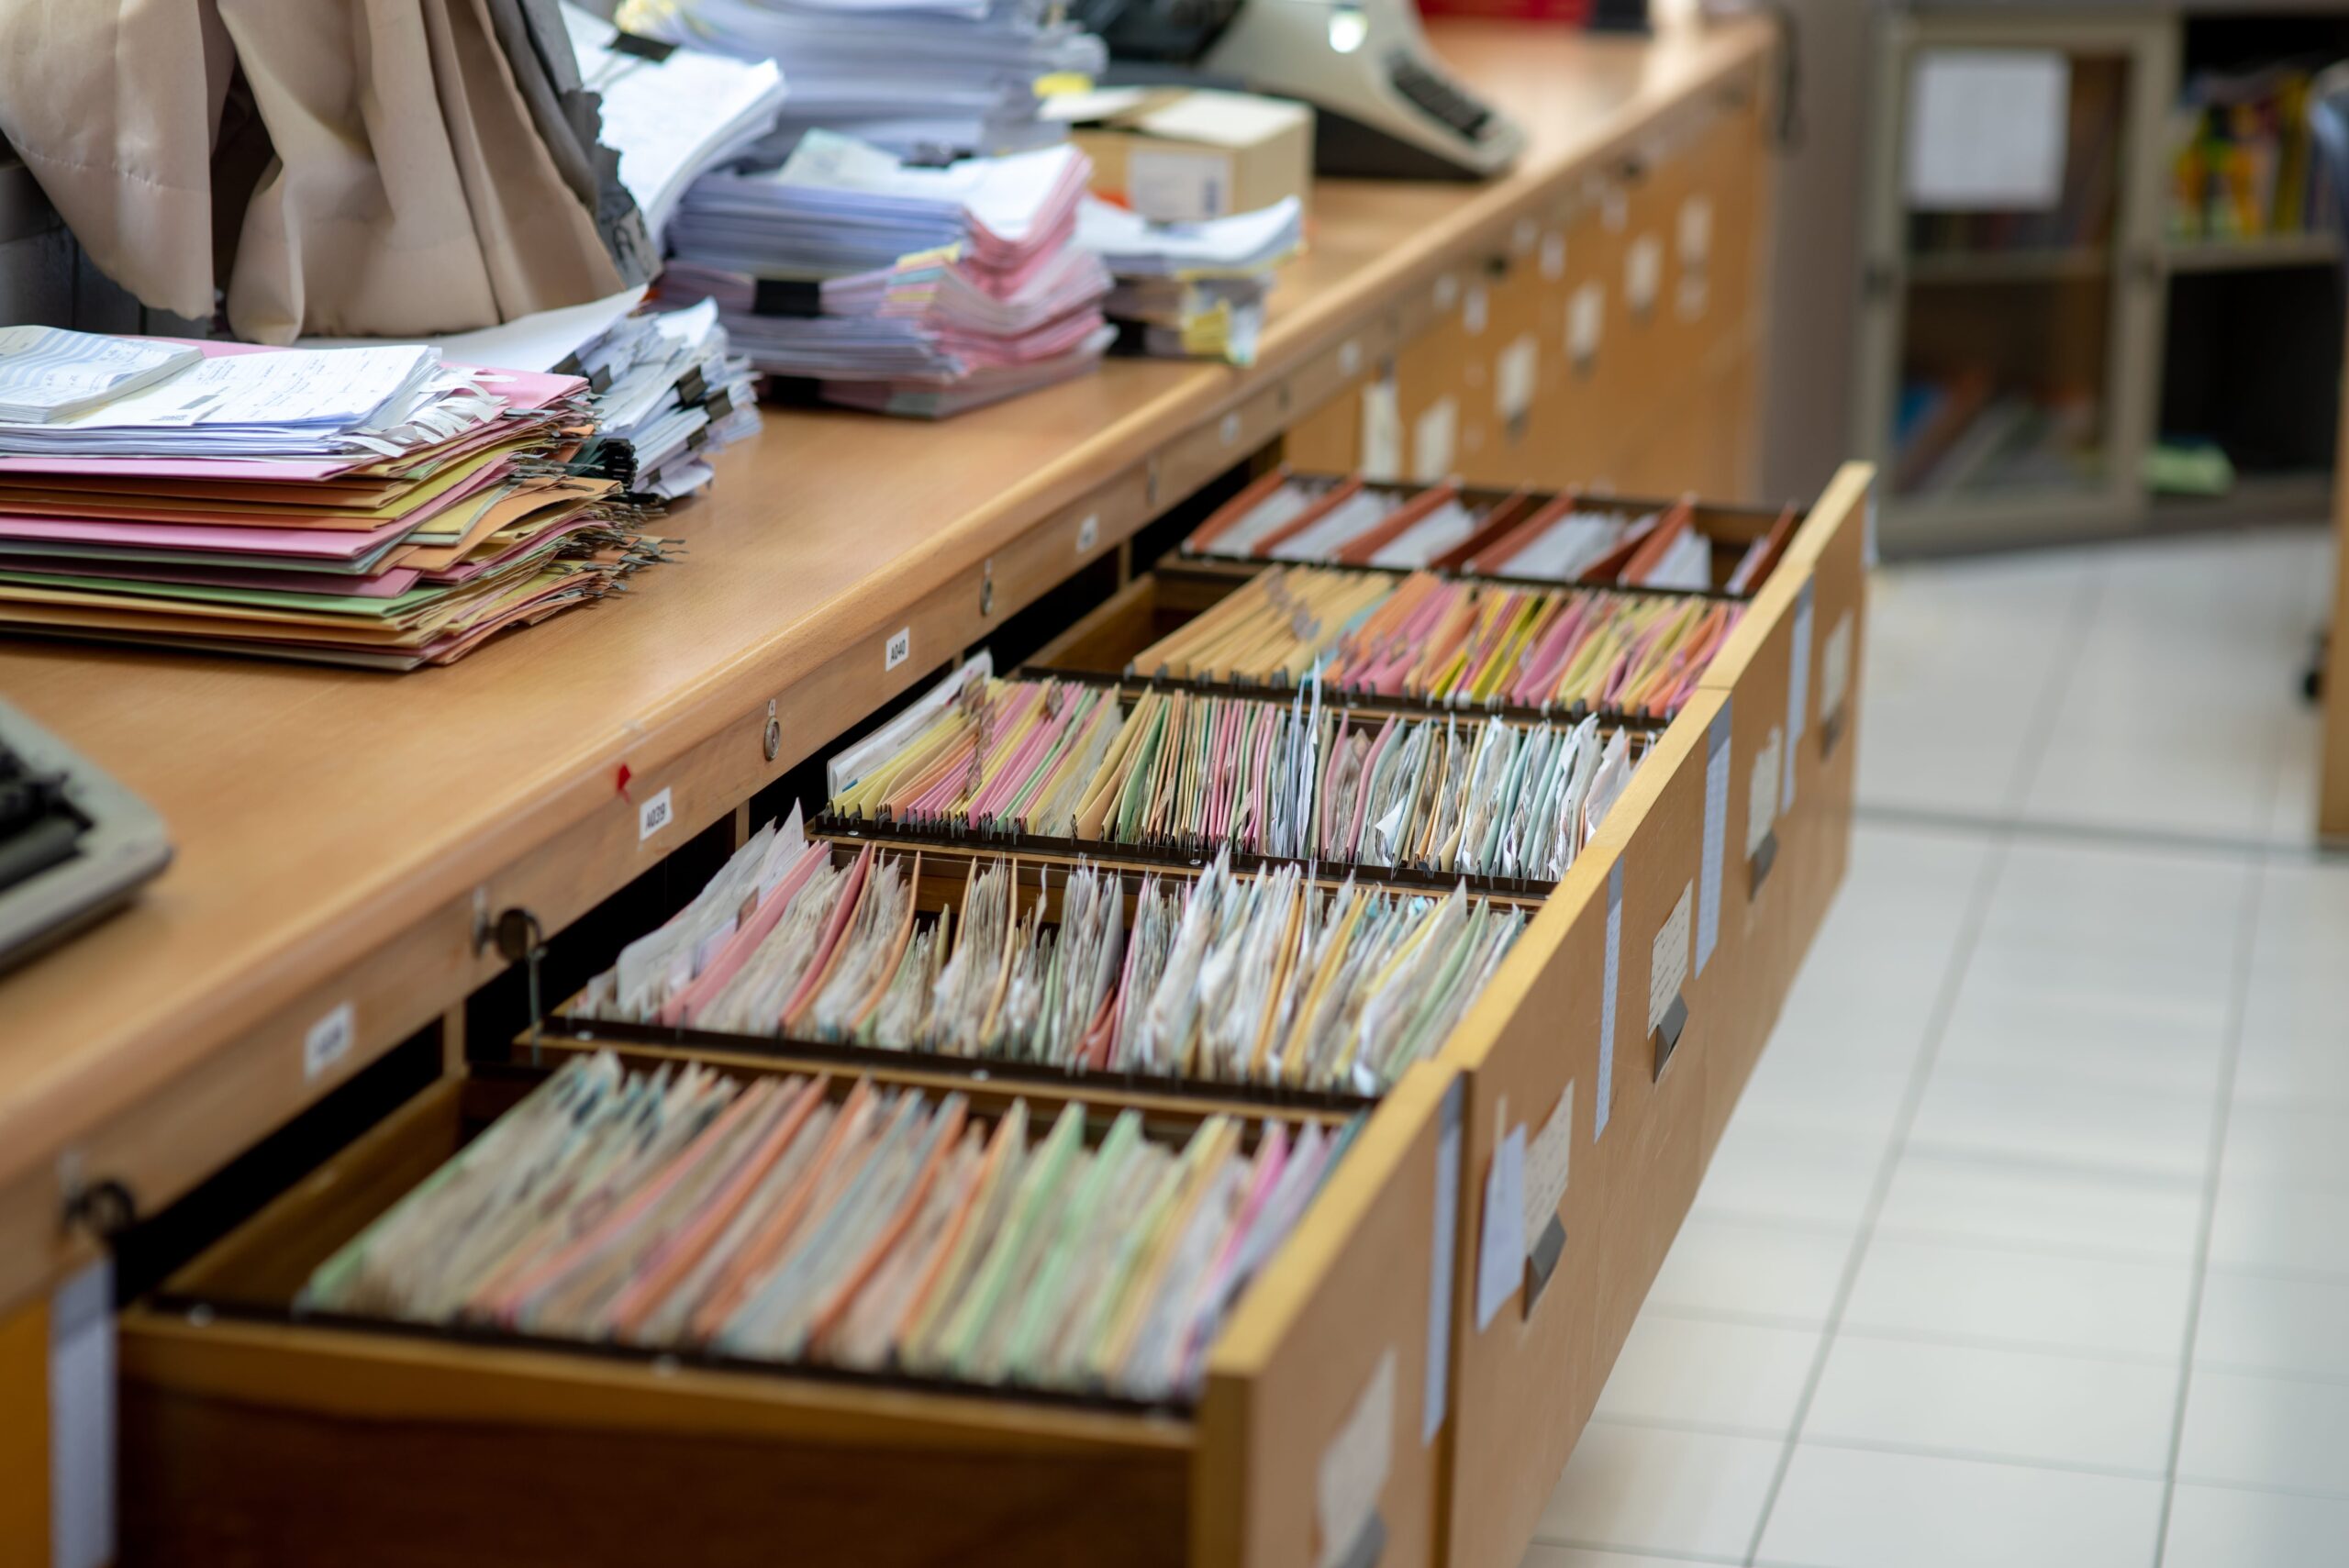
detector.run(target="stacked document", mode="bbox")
[0,332,664,671]
[1128,566,1742,719]
[571,818,1524,1094]
[1080,198,1304,367]
[825,671,1631,883]
[303,1050,1345,1402]
[619,0,1103,162]
[661,133,1110,415]
[564,300,763,500]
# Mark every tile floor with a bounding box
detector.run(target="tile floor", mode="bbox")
[1524,524,2349,1568]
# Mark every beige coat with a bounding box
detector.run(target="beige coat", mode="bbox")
[0,0,623,342]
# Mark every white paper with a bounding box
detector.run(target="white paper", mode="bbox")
[1698,703,1730,976]
[1475,1114,1528,1329]
[1361,374,1403,482]
[1136,89,1308,149]
[50,1258,114,1568]
[1411,396,1458,484]
[1597,861,1623,1141]
[331,286,646,374]
[1649,882,1693,1036]
[1522,1081,1575,1245]
[1423,1081,1461,1444]
[1319,1349,1397,1568]
[1905,50,2070,211]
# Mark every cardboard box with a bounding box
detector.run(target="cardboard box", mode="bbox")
[1069,89,1313,224]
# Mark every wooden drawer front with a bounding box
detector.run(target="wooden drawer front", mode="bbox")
[1777,464,1873,983]
[1433,691,1730,1568]
[120,1061,1448,1568]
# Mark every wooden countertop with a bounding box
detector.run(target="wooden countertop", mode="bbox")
[0,17,1772,1276]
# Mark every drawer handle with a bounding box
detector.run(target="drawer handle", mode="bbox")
[1820,705,1847,761]
[492,908,550,1062]
[1651,992,1689,1081]
[1750,829,1779,898]
[1523,1214,1569,1314]
[61,1175,137,1242]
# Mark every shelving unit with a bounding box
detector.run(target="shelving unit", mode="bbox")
[1856,6,2349,553]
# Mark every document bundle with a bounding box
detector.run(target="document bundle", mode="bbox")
[564,300,763,500]
[569,811,1523,1095]
[619,0,1104,164]
[1079,198,1305,367]
[302,1050,1344,1403]
[0,332,665,671]
[660,133,1111,415]
[822,671,1634,884]
[1128,566,1740,720]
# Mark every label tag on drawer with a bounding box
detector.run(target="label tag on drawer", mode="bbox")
[303,1001,356,1082]
[1319,1347,1396,1568]
[1075,512,1100,555]
[50,1257,115,1568]
[1361,374,1403,483]
[1522,1079,1574,1258]
[1497,334,1539,428]
[1422,1078,1460,1444]
[1698,704,1730,977]
[1626,234,1663,317]
[1464,283,1489,336]
[638,785,674,842]
[1475,1102,1525,1331]
[1820,608,1855,753]
[1678,194,1714,266]
[1541,229,1567,281]
[1568,283,1604,372]
[1786,582,1813,808]
[1410,395,1457,484]
[885,626,912,673]
[1649,881,1693,1037]
[1596,862,1623,1142]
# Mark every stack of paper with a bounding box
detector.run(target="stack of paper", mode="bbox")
[302,1049,1347,1401]
[0,335,664,671]
[571,823,1524,1094]
[618,0,1103,163]
[564,300,763,500]
[659,133,1110,415]
[825,672,1631,882]
[1080,198,1303,367]
[1128,566,1742,719]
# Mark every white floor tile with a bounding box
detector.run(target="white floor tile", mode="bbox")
[1644,1217,1854,1327]
[1534,1423,1783,1558]
[1932,982,2227,1098]
[2194,1269,2349,1380]
[1753,1443,2164,1568]
[2221,1103,2349,1189]
[1873,1151,2202,1262]
[1692,1121,1887,1231]
[1802,1332,2179,1474]
[1841,1235,2193,1360]
[2178,1367,2349,1497]
[1906,1065,2214,1182]
[1729,1055,1913,1144]
[1522,1548,1738,1568]
[1593,1315,1823,1437]
[2207,1176,2349,1281]
[2163,1482,2349,1568]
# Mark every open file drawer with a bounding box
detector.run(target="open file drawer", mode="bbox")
[117,1058,1464,1568]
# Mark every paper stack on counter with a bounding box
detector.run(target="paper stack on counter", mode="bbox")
[562,301,763,500]
[1079,197,1303,367]
[618,0,1102,164]
[659,133,1110,417]
[0,334,666,671]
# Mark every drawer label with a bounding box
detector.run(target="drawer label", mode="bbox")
[1410,396,1457,484]
[1435,272,1461,313]
[1597,861,1623,1141]
[1678,194,1714,266]
[1523,1079,1575,1246]
[1626,234,1664,317]
[1541,229,1567,282]
[1786,583,1813,807]
[1339,338,1363,378]
[1360,374,1403,482]
[1075,512,1100,554]
[303,1001,355,1082]
[1464,283,1489,336]
[1475,1100,1526,1331]
[1423,1080,1461,1442]
[638,785,674,842]
[1749,726,1784,862]
[1821,608,1855,731]
[1699,703,1731,976]
[885,626,911,673]
[1497,335,1539,426]
[1568,283,1605,372]
[1650,881,1693,1036]
[1319,1347,1396,1568]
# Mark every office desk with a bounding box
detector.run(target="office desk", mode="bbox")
[0,19,1776,1324]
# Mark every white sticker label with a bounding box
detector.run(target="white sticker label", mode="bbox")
[1126,147,1233,222]
[1513,217,1539,255]
[1626,234,1664,317]
[1821,609,1855,728]
[1749,726,1784,861]
[1524,1081,1574,1245]
[885,626,911,673]
[1649,882,1694,1036]
[1597,862,1622,1141]
[1475,1108,1527,1331]
[1361,374,1403,482]
[50,1258,114,1568]
[1464,284,1489,336]
[303,1002,355,1082]
[1411,396,1458,483]
[639,785,675,841]
[1569,283,1605,368]
[1339,338,1364,378]
[1075,512,1100,554]
[1319,1349,1397,1568]
[1424,1082,1460,1444]
[1497,334,1539,425]
[1786,585,1813,808]
[1699,704,1731,976]
[1603,186,1629,232]
[1541,230,1567,281]
[1677,195,1714,265]
[1435,272,1461,313]
[1219,410,1242,448]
